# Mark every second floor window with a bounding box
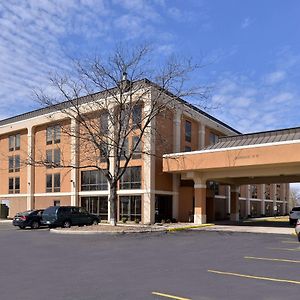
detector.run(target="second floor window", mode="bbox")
[9,134,20,151]
[100,111,109,134]
[119,166,141,189]
[9,155,20,173]
[46,125,61,145]
[46,173,60,193]
[209,132,219,145]
[45,149,61,168]
[81,170,108,191]
[185,120,192,143]
[9,177,20,194]
[132,136,142,159]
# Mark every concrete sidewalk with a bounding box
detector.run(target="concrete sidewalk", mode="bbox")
[0,219,11,223]
[198,224,296,235]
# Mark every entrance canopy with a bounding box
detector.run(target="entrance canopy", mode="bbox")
[163,127,300,185]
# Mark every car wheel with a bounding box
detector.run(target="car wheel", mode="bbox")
[62,220,71,228]
[31,221,40,229]
[92,219,99,225]
[18,226,25,229]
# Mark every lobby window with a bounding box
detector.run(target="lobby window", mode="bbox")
[81,196,108,220]
[9,134,20,151]
[132,136,142,159]
[119,196,141,221]
[45,149,61,168]
[8,155,20,173]
[209,132,219,145]
[119,166,141,189]
[185,120,192,142]
[81,170,108,191]
[46,173,60,193]
[265,184,270,200]
[132,105,142,129]
[46,125,61,145]
[9,177,20,194]
[100,111,109,134]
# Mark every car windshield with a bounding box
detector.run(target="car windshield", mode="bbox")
[43,206,59,215]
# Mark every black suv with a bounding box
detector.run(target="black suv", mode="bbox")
[41,206,100,228]
[13,210,44,229]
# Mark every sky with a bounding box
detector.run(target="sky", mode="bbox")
[0,0,300,134]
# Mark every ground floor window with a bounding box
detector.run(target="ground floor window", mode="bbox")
[81,196,108,220]
[119,196,141,222]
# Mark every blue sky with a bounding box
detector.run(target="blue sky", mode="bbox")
[0,0,300,134]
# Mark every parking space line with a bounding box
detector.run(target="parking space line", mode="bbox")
[207,270,300,285]
[152,291,191,300]
[268,247,300,252]
[244,256,300,263]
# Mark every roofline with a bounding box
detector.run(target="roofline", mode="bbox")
[218,126,300,141]
[0,78,240,134]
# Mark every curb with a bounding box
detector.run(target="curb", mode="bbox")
[50,228,167,235]
[167,224,215,232]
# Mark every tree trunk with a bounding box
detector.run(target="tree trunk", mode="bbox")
[109,182,118,226]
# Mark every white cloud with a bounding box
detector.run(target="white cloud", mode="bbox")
[264,71,286,85]
[241,17,252,29]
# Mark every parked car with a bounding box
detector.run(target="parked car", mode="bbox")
[289,206,300,226]
[13,210,44,229]
[41,206,100,228]
[295,219,300,242]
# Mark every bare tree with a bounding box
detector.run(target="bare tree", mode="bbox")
[33,44,208,225]
[289,188,300,211]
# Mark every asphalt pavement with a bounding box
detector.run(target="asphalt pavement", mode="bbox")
[0,222,299,300]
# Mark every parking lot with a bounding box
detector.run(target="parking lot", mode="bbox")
[0,222,299,300]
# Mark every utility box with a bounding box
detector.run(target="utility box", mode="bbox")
[0,204,9,219]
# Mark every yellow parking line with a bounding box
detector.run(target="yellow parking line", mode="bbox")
[244,256,300,263]
[208,270,300,285]
[268,247,300,252]
[152,291,191,300]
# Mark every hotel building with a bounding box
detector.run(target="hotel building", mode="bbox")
[0,80,289,223]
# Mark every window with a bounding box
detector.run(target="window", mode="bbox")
[132,136,142,159]
[9,134,20,151]
[81,196,108,220]
[8,155,20,173]
[119,196,141,221]
[185,120,192,142]
[53,200,61,206]
[209,132,219,145]
[119,166,141,189]
[251,185,257,199]
[46,125,61,145]
[46,173,60,193]
[265,184,270,200]
[81,170,108,191]
[120,138,129,160]
[45,149,61,168]
[9,177,20,194]
[100,111,109,134]
[208,181,219,195]
[132,105,142,129]
[100,142,108,163]
[184,146,192,152]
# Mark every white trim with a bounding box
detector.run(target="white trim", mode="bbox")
[154,190,178,196]
[194,184,207,189]
[34,192,73,197]
[117,189,145,195]
[79,191,109,196]
[0,194,28,198]
[163,138,300,158]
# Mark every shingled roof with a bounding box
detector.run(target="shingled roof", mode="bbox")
[204,126,300,150]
